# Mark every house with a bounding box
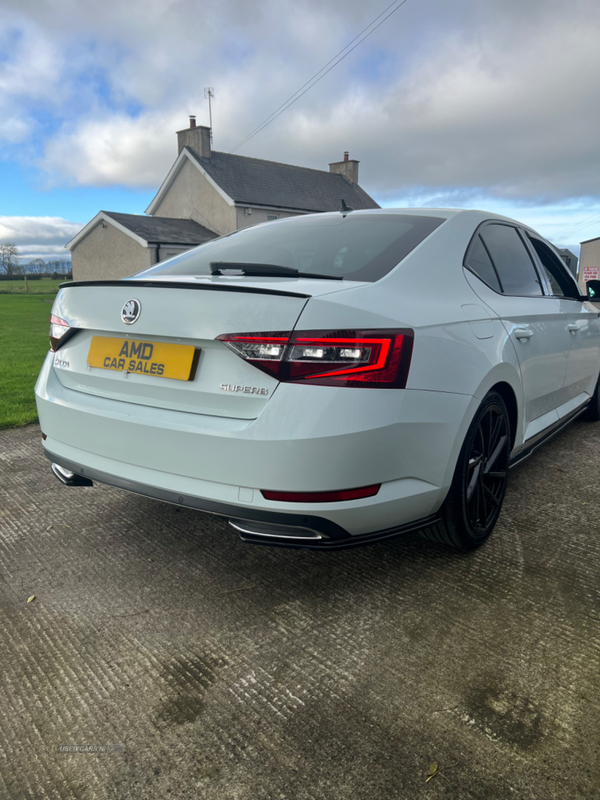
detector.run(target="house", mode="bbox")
[554,247,578,278]
[67,116,380,281]
[579,236,600,291]
[66,212,217,281]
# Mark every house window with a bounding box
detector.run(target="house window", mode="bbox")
[267,214,279,221]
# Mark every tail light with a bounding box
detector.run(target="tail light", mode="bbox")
[217,329,413,388]
[50,315,71,351]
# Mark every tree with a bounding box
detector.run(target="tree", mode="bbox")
[0,242,20,276]
[23,258,46,275]
[46,259,71,274]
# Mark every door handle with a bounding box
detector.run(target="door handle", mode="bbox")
[514,328,534,341]
[567,324,579,334]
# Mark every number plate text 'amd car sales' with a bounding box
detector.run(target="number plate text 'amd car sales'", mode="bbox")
[87,337,196,381]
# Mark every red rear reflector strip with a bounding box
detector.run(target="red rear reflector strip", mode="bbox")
[261,484,381,503]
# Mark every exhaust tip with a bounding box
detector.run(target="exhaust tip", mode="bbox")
[229,519,323,541]
[51,463,93,487]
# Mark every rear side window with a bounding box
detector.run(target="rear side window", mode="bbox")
[465,234,502,292]
[527,236,580,299]
[137,214,446,283]
[479,224,543,296]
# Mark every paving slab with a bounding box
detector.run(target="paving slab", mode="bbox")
[1,421,600,800]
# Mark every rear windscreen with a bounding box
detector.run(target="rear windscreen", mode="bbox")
[137,213,446,282]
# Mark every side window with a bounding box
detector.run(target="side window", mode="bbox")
[465,234,502,292]
[480,224,543,296]
[526,236,580,299]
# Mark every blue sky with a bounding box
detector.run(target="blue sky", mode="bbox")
[1,0,600,261]
[2,161,154,220]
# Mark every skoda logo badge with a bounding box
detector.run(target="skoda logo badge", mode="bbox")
[121,299,141,325]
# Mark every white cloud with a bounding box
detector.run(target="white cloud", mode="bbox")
[0,216,79,261]
[18,245,72,261]
[1,0,600,210]
[42,113,180,188]
[264,11,600,204]
[0,14,65,146]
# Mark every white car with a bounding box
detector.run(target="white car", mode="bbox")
[36,208,600,550]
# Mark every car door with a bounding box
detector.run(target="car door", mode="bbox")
[525,233,600,413]
[466,223,570,442]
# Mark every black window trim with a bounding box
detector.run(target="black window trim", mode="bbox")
[521,229,585,302]
[463,220,548,299]
[465,230,504,293]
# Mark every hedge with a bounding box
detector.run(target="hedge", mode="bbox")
[0,273,73,281]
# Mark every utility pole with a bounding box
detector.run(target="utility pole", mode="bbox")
[204,87,214,144]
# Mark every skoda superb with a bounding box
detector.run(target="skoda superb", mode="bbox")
[36,209,600,549]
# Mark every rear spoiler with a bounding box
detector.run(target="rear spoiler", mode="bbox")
[59,279,311,299]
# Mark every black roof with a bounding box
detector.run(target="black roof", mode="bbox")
[186,148,380,213]
[103,211,217,244]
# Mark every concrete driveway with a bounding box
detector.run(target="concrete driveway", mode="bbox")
[1,421,600,800]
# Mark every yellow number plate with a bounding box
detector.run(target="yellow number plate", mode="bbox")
[87,336,196,381]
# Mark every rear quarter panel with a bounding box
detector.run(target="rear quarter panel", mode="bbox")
[296,212,521,398]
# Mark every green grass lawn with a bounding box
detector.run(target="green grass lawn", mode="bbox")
[0,277,71,295]
[0,294,55,429]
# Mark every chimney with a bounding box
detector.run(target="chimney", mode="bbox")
[329,152,359,183]
[177,115,211,158]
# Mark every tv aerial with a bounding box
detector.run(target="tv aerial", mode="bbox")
[204,87,214,143]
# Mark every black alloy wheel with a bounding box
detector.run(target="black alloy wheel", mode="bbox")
[463,402,510,535]
[421,391,511,550]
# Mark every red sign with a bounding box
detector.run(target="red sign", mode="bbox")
[583,267,599,282]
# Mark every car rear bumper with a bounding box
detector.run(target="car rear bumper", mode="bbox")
[36,352,477,540]
[44,447,441,549]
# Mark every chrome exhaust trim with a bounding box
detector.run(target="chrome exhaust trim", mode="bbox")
[228,519,323,541]
[51,463,94,487]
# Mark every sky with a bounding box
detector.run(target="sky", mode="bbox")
[1,0,600,262]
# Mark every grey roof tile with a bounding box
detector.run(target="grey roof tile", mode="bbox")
[103,211,217,244]
[187,148,380,212]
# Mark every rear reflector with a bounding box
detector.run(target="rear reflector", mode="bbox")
[261,484,381,503]
[217,329,413,388]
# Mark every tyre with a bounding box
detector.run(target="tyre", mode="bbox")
[421,391,511,550]
[584,374,600,421]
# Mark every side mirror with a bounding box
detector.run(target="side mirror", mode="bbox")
[586,279,600,300]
